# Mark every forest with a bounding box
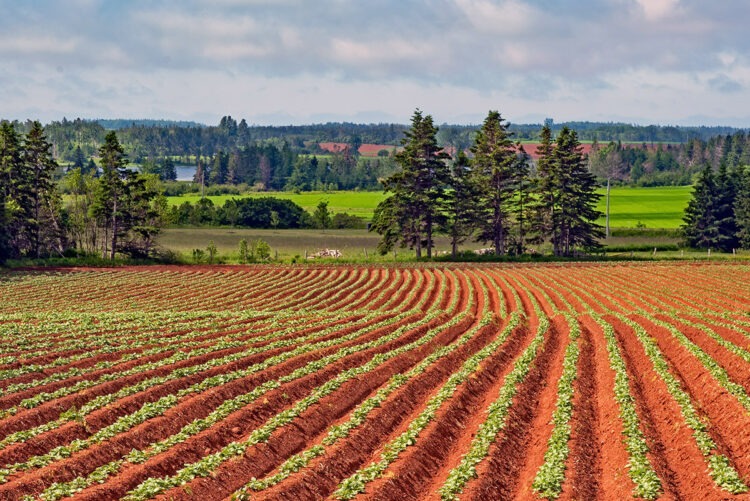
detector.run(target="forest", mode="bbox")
[5,116,750,191]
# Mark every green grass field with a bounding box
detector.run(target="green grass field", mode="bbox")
[167,191,385,219]
[166,186,692,228]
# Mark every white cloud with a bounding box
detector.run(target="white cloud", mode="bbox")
[635,0,680,21]
[454,0,536,34]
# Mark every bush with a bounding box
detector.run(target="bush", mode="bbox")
[332,212,367,229]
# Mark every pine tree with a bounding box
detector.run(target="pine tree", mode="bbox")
[512,146,532,254]
[735,167,750,249]
[713,162,740,252]
[372,109,449,258]
[0,121,31,256]
[23,121,64,257]
[471,111,520,255]
[550,127,604,256]
[444,151,480,257]
[682,163,718,249]
[531,123,556,247]
[540,127,604,256]
[93,131,128,260]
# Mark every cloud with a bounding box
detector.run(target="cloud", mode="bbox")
[635,0,680,21]
[3,1,750,125]
[708,74,743,94]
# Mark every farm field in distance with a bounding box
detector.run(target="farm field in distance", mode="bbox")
[0,262,749,500]
[165,185,693,228]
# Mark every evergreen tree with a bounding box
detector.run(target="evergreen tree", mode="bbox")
[471,111,521,255]
[0,121,31,256]
[371,109,450,258]
[682,163,719,249]
[92,131,128,260]
[511,146,532,254]
[23,121,64,257]
[73,145,85,170]
[443,151,480,258]
[735,167,750,249]
[712,162,740,252]
[161,157,177,181]
[531,123,556,247]
[313,200,332,229]
[550,127,604,255]
[0,189,9,263]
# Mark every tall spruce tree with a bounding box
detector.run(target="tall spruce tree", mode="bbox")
[682,163,718,249]
[531,123,556,247]
[549,127,603,255]
[0,121,32,257]
[371,109,449,258]
[735,166,750,249]
[443,151,480,257]
[471,111,520,255]
[93,131,128,260]
[23,121,63,257]
[713,162,740,252]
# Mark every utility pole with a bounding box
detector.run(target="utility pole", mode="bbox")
[605,177,611,238]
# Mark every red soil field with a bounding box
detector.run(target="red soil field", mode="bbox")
[0,262,748,500]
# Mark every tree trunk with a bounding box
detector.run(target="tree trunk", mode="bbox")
[110,195,118,261]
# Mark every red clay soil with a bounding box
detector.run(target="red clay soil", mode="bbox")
[653,314,750,392]
[0,315,378,462]
[316,269,379,311]
[604,314,725,500]
[150,316,478,501]
[0,314,438,499]
[0,313,420,478]
[630,314,750,482]
[455,315,564,501]
[559,318,607,501]
[368,269,408,311]
[344,268,389,311]
[253,327,530,500]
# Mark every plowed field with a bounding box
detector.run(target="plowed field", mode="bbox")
[0,263,749,500]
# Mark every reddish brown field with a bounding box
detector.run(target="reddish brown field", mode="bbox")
[0,262,748,500]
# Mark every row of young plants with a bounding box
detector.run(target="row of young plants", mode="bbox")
[0,311,285,392]
[35,309,451,501]
[0,310,422,485]
[596,268,750,355]
[616,314,748,494]
[530,312,580,499]
[0,309,346,415]
[229,269,478,498]
[0,310,238,359]
[0,268,316,316]
[571,267,750,414]
[552,271,748,495]
[0,311,384,454]
[122,306,462,500]
[333,275,526,500]
[438,280,549,501]
[525,268,664,499]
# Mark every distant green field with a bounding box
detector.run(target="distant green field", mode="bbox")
[595,185,691,229]
[166,186,692,228]
[167,191,386,219]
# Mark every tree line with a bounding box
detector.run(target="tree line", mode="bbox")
[7,116,750,192]
[371,110,603,258]
[0,124,166,263]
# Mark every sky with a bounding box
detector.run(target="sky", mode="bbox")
[2,0,750,127]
